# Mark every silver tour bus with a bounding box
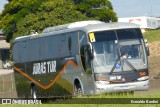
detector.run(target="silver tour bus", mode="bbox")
[13,21,149,98]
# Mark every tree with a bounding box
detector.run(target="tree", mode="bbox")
[13,0,89,39]
[0,0,117,43]
[0,0,89,42]
[72,0,117,22]
[0,0,45,42]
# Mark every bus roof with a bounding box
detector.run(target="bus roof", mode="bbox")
[14,21,140,43]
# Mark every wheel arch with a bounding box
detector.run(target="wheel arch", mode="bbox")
[30,82,36,88]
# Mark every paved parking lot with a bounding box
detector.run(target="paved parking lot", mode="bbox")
[0,69,17,98]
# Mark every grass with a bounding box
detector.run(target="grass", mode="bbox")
[3,104,158,107]
[144,29,160,78]
[143,29,160,42]
[1,92,160,107]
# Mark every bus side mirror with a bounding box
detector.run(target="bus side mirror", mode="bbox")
[144,39,150,56]
[86,42,94,59]
[146,46,150,56]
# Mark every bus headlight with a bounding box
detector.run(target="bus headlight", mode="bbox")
[94,74,110,85]
[137,76,149,81]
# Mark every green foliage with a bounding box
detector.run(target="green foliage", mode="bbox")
[13,0,89,38]
[0,0,117,42]
[0,0,44,42]
[143,30,160,42]
[73,0,117,22]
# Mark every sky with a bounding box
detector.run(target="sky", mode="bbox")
[110,0,160,17]
[0,0,160,18]
[0,0,8,13]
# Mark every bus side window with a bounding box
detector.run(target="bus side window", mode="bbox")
[68,32,79,56]
[39,37,48,60]
[20,41,28,63]
[13,43,21,63]
[29,39,39,61]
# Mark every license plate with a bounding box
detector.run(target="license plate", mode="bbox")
[120,85,129,89]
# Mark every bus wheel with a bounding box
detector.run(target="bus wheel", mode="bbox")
[77,87,82,96]
[31,86,39,99]
[75,84,82,96]
[129,91,134,95]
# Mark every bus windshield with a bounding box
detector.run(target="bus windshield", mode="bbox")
[90,28,147,73]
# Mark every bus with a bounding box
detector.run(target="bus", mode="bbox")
[13,21,149,98]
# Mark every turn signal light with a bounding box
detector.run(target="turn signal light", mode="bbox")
[96,77,109,81]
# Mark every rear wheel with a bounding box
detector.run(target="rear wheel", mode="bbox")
[31,86,39,99]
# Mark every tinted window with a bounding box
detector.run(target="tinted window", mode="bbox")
[48,33,70,59]
[20,41,28,62]
[92,28,142,42]
[39,37,48,60]
[68,32,79,55]
[29,39,39,61]
[93,30,116,42]
[13,43,21,63]
[48,35,61,58]
[117,28,142,40]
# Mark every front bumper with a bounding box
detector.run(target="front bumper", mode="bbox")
[95,79,149,94]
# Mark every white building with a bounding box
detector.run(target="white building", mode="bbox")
[118,16,160,33]
[0,30,10,69]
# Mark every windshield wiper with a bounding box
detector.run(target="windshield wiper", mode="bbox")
[109,57,121,75]
[109,39,122,75]
[109,57,138,75]
[123,58,137,72]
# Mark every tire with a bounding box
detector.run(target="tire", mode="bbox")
[74,84,82,96]
[129,91,134,95]
[77,87,82,96]
[31,86,39,99]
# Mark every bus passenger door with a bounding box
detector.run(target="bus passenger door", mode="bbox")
[79,32,94,95]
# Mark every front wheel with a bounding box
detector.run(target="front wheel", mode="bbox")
[74,84,82,96]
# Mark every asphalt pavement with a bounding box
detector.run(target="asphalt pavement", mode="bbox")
[0,69,17,98]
